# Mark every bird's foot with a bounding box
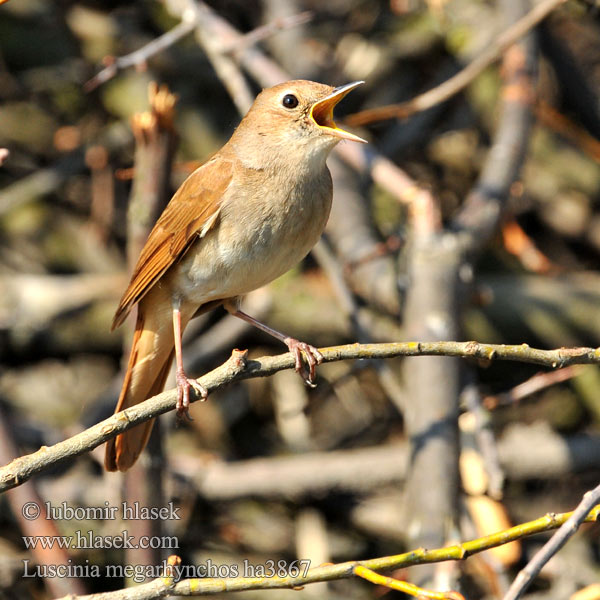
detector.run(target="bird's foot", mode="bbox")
[284,337,323,387]
[175,369,208,420]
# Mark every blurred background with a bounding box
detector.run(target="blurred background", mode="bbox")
[1,0,600,598]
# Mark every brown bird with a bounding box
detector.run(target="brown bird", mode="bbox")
[105,80,366,472]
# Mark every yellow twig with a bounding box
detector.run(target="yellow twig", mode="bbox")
[353,565,465,599]
[53,506,600,598]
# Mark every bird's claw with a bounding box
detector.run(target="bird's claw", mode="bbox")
[175,370,208,420]
[284,337,323,387]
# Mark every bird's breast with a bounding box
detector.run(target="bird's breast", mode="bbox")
[174,166,333,304]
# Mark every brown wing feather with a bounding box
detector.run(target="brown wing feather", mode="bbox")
[112,156,233,329]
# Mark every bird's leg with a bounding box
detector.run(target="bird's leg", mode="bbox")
[172,305,207,417]
[225,305,323,387]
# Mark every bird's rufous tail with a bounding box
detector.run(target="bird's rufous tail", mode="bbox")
[105,304,175,472]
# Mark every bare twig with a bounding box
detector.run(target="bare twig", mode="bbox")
[170,425,600,501]
[325,157,402,315]
[192,5,254,114]
[127,82,179,269]
[461,383,505,499]
[345,0,565,126]
[53,506,600,599]
[0,151,85,216]
[84,13,198,92]
[312,238,405,410]
[0,123,133,217]
[84,10,313,93]
[454,0,537,253]
[503,482,600,600]
[2,341,600,493]
[222,11,313,56]
[353,565,464,600]
[483,365,585,409]
[536,100,600,163]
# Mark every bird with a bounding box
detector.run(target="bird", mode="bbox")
[105,79,366,471]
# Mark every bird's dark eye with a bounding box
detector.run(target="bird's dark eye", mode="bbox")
[282,94,299,109]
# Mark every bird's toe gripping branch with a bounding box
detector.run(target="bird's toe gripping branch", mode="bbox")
[284,337,324,387]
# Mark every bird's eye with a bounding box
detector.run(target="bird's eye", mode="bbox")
[282,94,299,109]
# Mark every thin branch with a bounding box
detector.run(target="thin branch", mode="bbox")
[353,565,464,600]
[503,482,600,600]
[173,426,600,501]
[192,6,254,114]
[461,383,505,500]
[311,238,406,410]
[84,9,313,93]
[2,341,600,492]
[84,15,198,92]
[453,0,537,253]
[223,11,313,56]
[483,365,585,409]
[53,506,600,598]
[345,0,565,126]
[0,151,86,216]
[536,100,600,163]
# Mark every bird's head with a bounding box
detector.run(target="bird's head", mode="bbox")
[232,80,366,167]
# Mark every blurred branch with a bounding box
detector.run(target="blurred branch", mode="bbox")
[0,123,133,216]
[345,0,564,126]
[503,482,600,600]
[461,383,505,500]
[334,140,438,209]
[184,444,408,500]
[174,424,600,500]
[0,151,85,216]
[223,11,313,56]
[3,341,600,492]
[0,273,124,331]
[402,217,461,578]
[536,100,600,163]
[127,83,179,269]
[84,13,198,92]
[483,365,584,409]
[453,0,537,252]
[539,20,600,141]
[312,238,405,409]
[54,506,600,599]
[84,10,313,93]
[192,7,254,114]
[325,158,401,315]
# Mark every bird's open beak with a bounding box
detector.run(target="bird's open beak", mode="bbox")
[310,81,367,144]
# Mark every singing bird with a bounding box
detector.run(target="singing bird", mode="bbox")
[105,80,366,471]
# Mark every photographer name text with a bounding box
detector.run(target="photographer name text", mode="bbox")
[22,501,181,521]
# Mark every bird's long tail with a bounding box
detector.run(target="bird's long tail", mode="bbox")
[105,301,176,472]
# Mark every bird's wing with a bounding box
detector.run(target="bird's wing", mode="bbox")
[112,156,234,329]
